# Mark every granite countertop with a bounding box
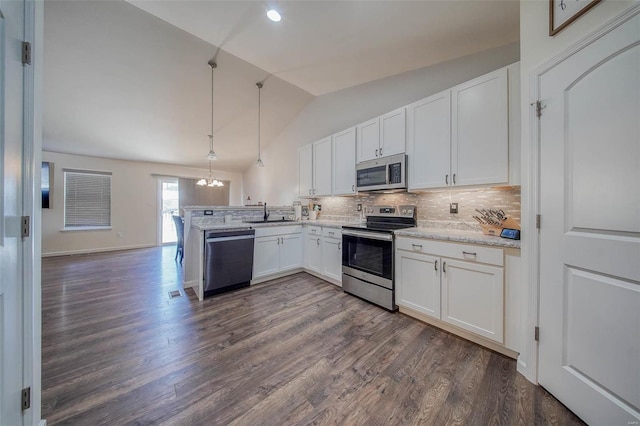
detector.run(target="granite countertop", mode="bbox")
[394,227,521,249]
[191,219,357,231]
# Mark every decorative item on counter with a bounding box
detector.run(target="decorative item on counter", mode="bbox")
[245,196,251,206]
[472,208,521,237]
[301,206,309,218]
[293,201,302,220]
[309,204,320,220]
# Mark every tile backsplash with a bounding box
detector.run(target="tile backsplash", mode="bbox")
[309,186,521,230]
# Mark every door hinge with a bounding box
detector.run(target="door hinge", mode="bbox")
[534,326,540,342]
[532,100,546,118]
[21,387,31,411]
[22,41,32,65]
[536,214,541,229]
[21,216,30,238]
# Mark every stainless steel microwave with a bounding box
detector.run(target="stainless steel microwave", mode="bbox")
[356,154,407,192]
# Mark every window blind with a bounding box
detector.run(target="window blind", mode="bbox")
[64,170,112,227]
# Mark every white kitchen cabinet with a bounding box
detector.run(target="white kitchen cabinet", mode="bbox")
[407,90,451,190]
[321,228,342,285]
[313,137,332,196]
[298,145,313,197]
[441,259,504,343]
[332,127,357,195]
[357,107,406,163]
[451,67,508,187]
[395,249,440,319]
[305,230,322,274]
[253,226,303,280]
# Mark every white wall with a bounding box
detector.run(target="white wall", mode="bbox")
[243,42,520,206]
[518,0,637,383]
[42,151,243,256]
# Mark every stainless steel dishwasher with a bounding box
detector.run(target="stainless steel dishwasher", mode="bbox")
[204,229,255,297]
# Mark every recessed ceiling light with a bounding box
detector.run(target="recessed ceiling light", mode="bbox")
[266,9,281,22]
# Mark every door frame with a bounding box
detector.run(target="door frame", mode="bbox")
[156,176,179,246]
[522,2,640,385]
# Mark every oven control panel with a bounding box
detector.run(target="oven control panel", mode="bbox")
[365,205,416,218]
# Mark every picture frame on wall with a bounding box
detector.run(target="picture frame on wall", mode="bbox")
[549,0,602,36]
[42,161,53,209]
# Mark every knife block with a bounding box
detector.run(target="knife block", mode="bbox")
[480,216,521,236]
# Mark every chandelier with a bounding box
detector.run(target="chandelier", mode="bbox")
[197,59,224,187]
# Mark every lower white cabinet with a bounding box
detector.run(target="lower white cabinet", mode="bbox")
[321,228,342,285]
[253,226,303,280]
[395,250,440,319]
[395,236,506,346]
[305,231,322,274]
[441,259,504,343]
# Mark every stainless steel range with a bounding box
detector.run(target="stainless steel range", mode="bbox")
[341,205,417,311]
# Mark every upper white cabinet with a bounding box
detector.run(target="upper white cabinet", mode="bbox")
[298,137,332,197]
[332,127,357,195]
[298,145,313,197]
[313,137,333,197]
[408,66,514,191]
[357,107,406,163]
[407,90,451,190]
[451,67,508,187]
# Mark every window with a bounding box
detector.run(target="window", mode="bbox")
[64,169,112,229]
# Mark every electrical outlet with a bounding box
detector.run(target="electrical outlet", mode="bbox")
[449,203,458,214]
[357,204,362,212]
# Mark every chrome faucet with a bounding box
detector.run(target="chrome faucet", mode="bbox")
[263,203,270,222]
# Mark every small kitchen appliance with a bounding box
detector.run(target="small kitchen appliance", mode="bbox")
[341,205,416,310]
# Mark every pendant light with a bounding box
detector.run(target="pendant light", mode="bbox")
[197,59,223,187]
[256,82,264,167]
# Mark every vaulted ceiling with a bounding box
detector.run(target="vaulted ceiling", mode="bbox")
[43,1,519,172]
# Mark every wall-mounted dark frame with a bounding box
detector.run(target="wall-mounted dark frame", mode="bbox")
[42,161,53,209]
[549,0,601,36]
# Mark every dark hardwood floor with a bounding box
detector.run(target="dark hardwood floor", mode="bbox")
[42,246,584,425]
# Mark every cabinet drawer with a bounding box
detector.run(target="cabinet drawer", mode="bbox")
[396,237,503,266]
[255,225,302,238]
[306,226,322,236]
[322,227,341,239]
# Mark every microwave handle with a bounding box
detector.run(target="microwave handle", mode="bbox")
[386,162,390,185]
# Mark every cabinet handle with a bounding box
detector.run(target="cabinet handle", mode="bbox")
[379,147,382,156]
[453,173,456,184]
[338,242,341,250]
[317,238,320,246]
[352,184,355,192]
[442,261,447,273]
[280,237,284,244]
[375,148,379,157]
[462,251,477,257]
[434,260,438,271]
[445,174,449,185]
[412,243,423,250]
[308,189,311,195]
[328,231,334,235]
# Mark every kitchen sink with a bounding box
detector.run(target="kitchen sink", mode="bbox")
[244,219,297,224]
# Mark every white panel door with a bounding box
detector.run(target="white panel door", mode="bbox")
[452,67,508,186]
[253,236,280,278]
[305,235,322,274]
[321,237,342,284]
[356,118,379,163]
[396,250,441,319]
[312,137,332,196]
[379,107,406,157]
[1,2,25,424]
[407,91,451,190]
[297,144,313,197]
[441,259,504,343]
[279,233,302,271]
[332,127,356,195]
[538,11,640,424]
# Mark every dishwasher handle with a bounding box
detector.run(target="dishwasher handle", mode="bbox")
[206,235,255,243]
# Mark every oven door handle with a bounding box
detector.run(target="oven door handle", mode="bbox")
[342,229,393,241]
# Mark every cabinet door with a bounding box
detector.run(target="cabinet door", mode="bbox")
[451,68,508,186]
[321,237,342,285]
[407,91,451,190]
[379,107,406,157]
[305,235,322,273]
[280,233,303,271]
[253,236,280,278]
[298,145,314,197]
[313,137,332,196]
[395,250,441,319]
[332,127,356,195]
[441,259,504,343]
[356,118,380,163]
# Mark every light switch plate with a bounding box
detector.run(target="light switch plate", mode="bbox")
[449,203,458,214]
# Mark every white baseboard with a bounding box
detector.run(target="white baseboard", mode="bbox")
[42,244,156,257]
[39,419,47,426]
